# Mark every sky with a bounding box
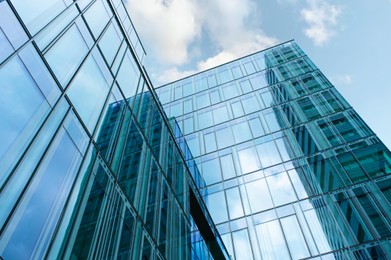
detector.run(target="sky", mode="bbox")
[126,0,391,149]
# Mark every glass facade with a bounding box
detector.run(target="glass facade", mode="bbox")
[0,1,228,259]
[1,0,390,259]
[157,41,391,259]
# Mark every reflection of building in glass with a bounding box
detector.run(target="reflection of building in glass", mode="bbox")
[156,41,391,259]
[1,0,391,259]
[0,1,228,259]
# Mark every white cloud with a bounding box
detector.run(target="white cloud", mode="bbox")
[301,0,342,46]
[127,0,200,65]
[126,0,277,85]
[331,74,353,85]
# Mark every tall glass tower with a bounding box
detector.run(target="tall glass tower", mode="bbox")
[0,0,228,259]
[156,41,391,259]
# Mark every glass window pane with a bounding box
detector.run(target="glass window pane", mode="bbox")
[204,132,217,153]
[116,52,141,98]
[210,89,221,104]
[215,127,234,149]
[0,57,50,183]
[45,25,89,86]
[183,117,194,135]
[202,158,222,185]
[219,69,234,84]
[213,106,229,125]
[281,215,310,259]
[221,234,234,258]
[35,6,79,51]
[196,92,210,109]
[240,80,252,93]
[84,0,110,38]
[183,98,193,114]
[249,118,265,137]
[232,66,243,79]
[223,84,239,100]
[231,101,244,118]
[19,45,60,106]
[266,172,296,206]
[244,61,256,74]
[67,56,110,132]
[242,95,260,114]
[0,3,28,49]
[304,209,333,254]
[232,121,252,144]
[232,229,253,259]
[226,187,244,219]
[0,28,14,63]
[207,191,228,223]
[256,140,282,168]
[99,22,122,65]
[11,0,67,34]
[198,110,213,129]
[256,220,290,260]
[250,74,267,90]
[220,154,236,180]
[1,129,82,260]
[245,179,273,212]
[238,147,261,174]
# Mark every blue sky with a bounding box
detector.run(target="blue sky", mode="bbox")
[126,0,391,148]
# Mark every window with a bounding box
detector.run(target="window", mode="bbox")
[238,147,261,173]
[0,56,50,182]
[226,187,244,219]
[246,179,273,212]
[208,191,228,223]
[45,24,89,87]
[266,172,296,206]
[256,220,290,260]
[66,55,110,132]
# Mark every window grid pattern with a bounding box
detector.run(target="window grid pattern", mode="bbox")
[0,1,228,259]
[157,41,391,259]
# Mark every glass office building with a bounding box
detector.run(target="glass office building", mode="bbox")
[1,0,390,259]
[0,0,228,259]
[156,41,391,259]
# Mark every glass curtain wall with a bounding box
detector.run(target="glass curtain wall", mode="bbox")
[0,0,228,259]
[157,41,391,259]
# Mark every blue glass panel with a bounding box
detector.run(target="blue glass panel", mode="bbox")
[0,98,68,229]
[201,157,222,185]
[116,51,140,98]
[281,215,310,259]
[238,147,260,173]
[207,191,228,223]
[215,126,234,149]
[84,0,110,38]
[35,5,79,50]
[245,178,273,212]
[45,24,89,87]
[226,187,244,219]
[256,140,282,168]
[220,154,236,180]
[0,28,13,63]
[232,121,252,144]
[66,55,110,132]
[11,0,67,35]
[266,172,296,206]
[256,220,290,259]
[99,22,122,66]
[232,229,253,259]
[1,129,82,259]
[0,2,29,49]
[19,44,60,106]
[0,57,50,184]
